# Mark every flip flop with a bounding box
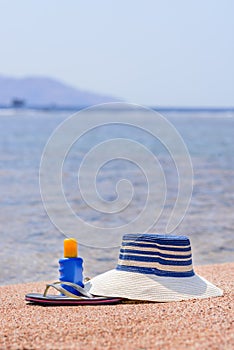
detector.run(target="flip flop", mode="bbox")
[25,281,122,306]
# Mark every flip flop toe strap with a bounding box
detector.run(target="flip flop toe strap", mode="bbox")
[43,281,93,299]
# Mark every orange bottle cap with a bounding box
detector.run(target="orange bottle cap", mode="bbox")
[64,238,78,258]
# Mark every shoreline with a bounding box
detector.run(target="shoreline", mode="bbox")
[0,262,233,349]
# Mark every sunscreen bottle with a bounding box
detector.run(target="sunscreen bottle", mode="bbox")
[59,238,84,295]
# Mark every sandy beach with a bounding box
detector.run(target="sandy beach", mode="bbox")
[0,262,233,349]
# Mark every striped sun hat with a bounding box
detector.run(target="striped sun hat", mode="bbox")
[85,234,223,302]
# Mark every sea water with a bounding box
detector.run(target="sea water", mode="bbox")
[0,109,233,285]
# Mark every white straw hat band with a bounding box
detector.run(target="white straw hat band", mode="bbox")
[117,260,193,272]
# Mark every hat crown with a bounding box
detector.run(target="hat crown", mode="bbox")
[117,234,194,277]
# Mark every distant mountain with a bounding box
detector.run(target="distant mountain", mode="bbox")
[0,75,121,107]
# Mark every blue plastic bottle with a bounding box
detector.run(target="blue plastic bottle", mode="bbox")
[59,238,84,296]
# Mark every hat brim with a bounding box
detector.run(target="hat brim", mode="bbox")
[85,269,223,302]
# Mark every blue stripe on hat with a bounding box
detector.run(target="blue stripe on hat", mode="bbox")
[121,242,191,252]
[116,264,195,277]
[119,254,192,266]
[123,234,191,246]
[120,248,192,260]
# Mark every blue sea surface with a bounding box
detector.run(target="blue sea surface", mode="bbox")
[0,108,233,285]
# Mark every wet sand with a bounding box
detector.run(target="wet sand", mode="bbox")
[0,262,233,350]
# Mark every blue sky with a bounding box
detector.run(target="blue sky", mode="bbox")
[0,0,233,106]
